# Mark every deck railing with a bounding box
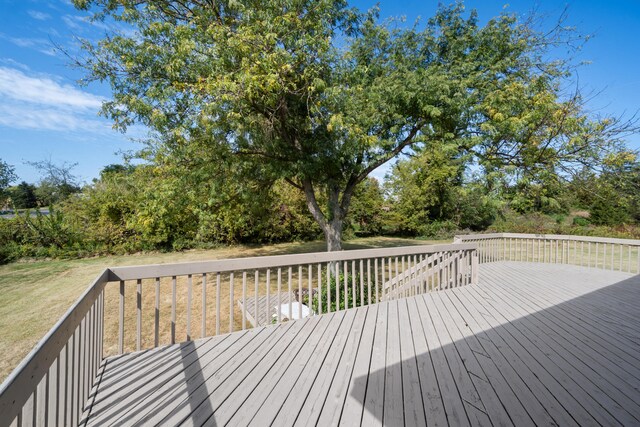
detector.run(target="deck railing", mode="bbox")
[0,242,477,427]
[455,232,640,274]
[0,271,108,427]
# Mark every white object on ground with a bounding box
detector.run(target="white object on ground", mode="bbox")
[273,303,311,321]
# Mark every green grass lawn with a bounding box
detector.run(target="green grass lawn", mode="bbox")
[0,236,446,383]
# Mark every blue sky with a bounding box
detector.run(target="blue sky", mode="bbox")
[0,0,638,184]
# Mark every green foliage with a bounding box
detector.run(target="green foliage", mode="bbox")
[507,169,570,215]
[347,178,385,236]
[0,159,17,202]
[572,216,590,226]
[455,185,501,231]
[590,194,630,226]
[21,207,78,250]
[8,182,38,209]
[385,146,499,236]
[304,269,368,313]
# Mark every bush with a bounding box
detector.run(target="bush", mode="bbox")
[304,269,369,313]
[590,196,629,226]
[572,216,590,226]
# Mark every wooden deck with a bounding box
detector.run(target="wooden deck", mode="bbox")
[83,262,640,426]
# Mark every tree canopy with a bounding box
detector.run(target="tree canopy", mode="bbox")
[73,0,635,250]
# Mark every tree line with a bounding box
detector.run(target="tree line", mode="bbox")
[2,149,640,264]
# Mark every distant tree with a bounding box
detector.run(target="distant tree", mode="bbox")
[0,159,17,202]
[348,178,385,236]
[8,182,38,209]
[386,145,463,234]
[98,163,135,181]
[27,159,81,206]
[74,1,636,250]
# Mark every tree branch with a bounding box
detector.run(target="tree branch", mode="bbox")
[355,123,424,183]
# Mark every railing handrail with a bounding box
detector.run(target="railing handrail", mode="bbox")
[455,232,640,246]
[0,269,109,426]
[107,242,477,281]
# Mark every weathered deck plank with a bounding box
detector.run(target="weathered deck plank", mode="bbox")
[84,261,640,426]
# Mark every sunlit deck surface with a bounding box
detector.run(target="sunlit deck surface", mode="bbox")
[84,262,640,426]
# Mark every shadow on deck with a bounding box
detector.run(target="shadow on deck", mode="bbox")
[83,262,640,426]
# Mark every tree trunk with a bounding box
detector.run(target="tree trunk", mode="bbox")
[324,219,343,252]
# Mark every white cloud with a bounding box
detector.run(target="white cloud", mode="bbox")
[0,34,57,56]
[62,15,84,31]
[0,104,107,132]
[0,66,103,110]
[0,66,109,132]
[62,14,138,38]
[28,10,52,21]
[0,58,30,71]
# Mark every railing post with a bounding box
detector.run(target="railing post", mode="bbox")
[471,250,479,285]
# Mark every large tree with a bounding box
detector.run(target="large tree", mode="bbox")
[73,0,632,250]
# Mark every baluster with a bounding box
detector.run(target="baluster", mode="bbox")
[380,258,385,300]
[367,259,372,305]
[63,342,69,426]
[254,270,259,327]
[118,281,125,354]
[80,317,87,413]
[215,273,221,336]
[327,262,332,313]
[343,261,349,309]
[298,266,303,319]
[276,267,282,323]
[186,275,192,341]
[136,279,142,350]
[242,271,247,330]
[91,302,97,389]
[36,372,47,426]
[72,328,79,425]
[155,277,161,346]
[307,265,312,316]
[394,257,399,297]
[276,268,282,324]
[54,353,62,426]
[172,276,177,343]
[229,272,235,332]
[335,261,340,310]
[317,263,322,315]
[287,267,293,322]
[374,258,379,302]
[620,245,623,271]
[201,274,207,338]
[352,260,357,308]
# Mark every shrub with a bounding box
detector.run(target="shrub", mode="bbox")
[304,269,369,313]
[572,216,590,226]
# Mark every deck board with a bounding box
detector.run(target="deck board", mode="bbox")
[84,262,640,426]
